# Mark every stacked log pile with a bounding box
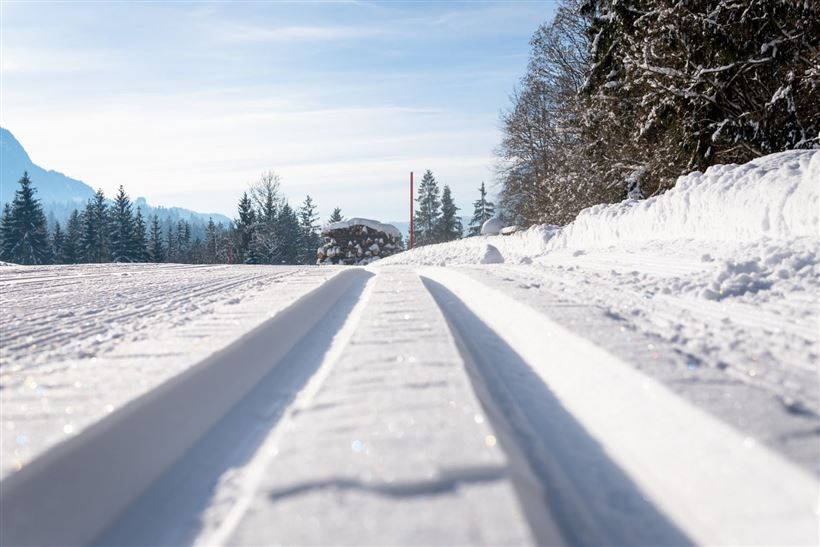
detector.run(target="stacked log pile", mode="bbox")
[317,218,404,265]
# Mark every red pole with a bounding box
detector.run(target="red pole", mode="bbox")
[409,171,414,249]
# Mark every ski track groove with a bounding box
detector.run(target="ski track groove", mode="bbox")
[485,263,818,411]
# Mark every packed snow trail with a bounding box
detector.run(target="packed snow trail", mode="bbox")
[421,268,816,546]
[2,262,817,546]
[208,271,538,546]
[0,264,345,479]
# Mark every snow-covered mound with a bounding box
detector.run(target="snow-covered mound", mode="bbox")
[480,217,505,235]
[547,149,817,250]
[379,224,558,266]
[381,150,818,266]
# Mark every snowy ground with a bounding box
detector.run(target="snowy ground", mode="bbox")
[1,151,818,546]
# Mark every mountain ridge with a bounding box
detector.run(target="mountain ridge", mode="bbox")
[1,127,231,225]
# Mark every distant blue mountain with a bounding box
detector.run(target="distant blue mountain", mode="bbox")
[1,127,95,206]
[1,127,231,226]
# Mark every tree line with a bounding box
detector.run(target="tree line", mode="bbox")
[0,171,329,266]
[1,167,502,264]
[497,0,819,226]
[412,170,495,246]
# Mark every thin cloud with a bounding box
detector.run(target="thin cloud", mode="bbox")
[214,23,387,44]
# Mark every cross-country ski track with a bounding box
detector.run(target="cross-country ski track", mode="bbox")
[0,263,817,546]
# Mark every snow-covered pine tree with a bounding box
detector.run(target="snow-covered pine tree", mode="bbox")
[148,214,164,262]
[1,173,52,265]
[298,195,321,264]
[110,185,137,262]
[580,0,820,193]
[327,207,343,224]
[413,170,441,246]
[51,221,65,263]
[437,185,462,242]
[61,209,82,264]
[133,207,148,262]
[235,192,256,263]
[81,189,110,263]
[468,182,495,236]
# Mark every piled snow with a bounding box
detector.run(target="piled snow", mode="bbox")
[380,224,558,266]
[382,150,818,265]
[480,217,505,235]
[547,149,817,250]
[323,218,402,240]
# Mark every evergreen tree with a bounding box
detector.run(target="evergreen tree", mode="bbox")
[327,207,343,224]
[235,192,256,263]
[244,244,261,265]
[298,195,321,264]
[189,237,205,264]
[580,0,819,195]
[110,185,137,262]
[413,170,441,246]
[164,220,176,262]
[176,220,192,263]
[81,189,109,263]
[205,218,218,263]
[437,185,462,242]
[148,214,164,262]
[0,203,13,261]
[133,207,148,262]
[62,209,82,263]
[468,182,495,236]
[51,221,65,264]
[1,172,52,264]
[275,203,300,264]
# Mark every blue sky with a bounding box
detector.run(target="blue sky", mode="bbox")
[1,1,555,222]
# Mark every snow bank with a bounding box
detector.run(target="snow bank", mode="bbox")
[382,150,818,266]
[547,149,818,250]
[379,224,558,266]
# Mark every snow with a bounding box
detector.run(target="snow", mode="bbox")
[323,217,402,239]
[1,151,817,545]
[547,150,817,248]
[198,271,537,546]
[421,267,817,546]
[382,224,559,266]
[480,217,504,235]
[0,264,343,479]
[379,150,819,474]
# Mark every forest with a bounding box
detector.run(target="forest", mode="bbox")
[495,0,819,225]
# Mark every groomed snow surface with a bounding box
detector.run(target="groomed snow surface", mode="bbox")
[1,150,818,546]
